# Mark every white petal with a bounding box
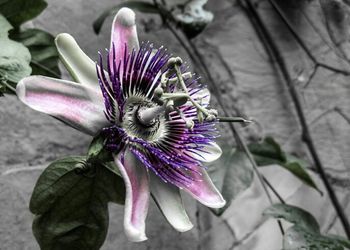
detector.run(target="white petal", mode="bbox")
[16,75,107,135]
[114,149,149,242]
[150,173,193,232]
[188,142,222,162]
[55,33,99,89]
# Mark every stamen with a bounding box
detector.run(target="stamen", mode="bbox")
[158,57,219,124]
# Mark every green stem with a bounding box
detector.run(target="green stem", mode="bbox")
[2,81,16,94]
[217,117,251,123]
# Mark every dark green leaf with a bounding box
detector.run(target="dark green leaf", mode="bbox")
[249,137,319,193]
[248,136,286,165]
[285,153,309,168]
[0,0,47,27]
[264,203,320,233]
[265,204,350,249]
[103,161,121,177]
[87,134,114,163]
[31,157,125,250]
[283,226,346,250]
[283,162,320,193]
[327,235,350,249]
[0,14,12,36]
[87,134,106,160]
[0,15,31,93]
[93,1,160,34]
[10,28,61,78]
[174,0,214,39]
[209,148,253,216]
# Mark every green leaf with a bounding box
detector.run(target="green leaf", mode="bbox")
[248,136,286,165]
[263,203,320,232]
[327,235,350,249]
[209,148,253,216]
[174,0,214,39]
[283,226,346,250]
[10,28,61,78]
[265,204,350,250]
[0,15,12,36]
[249,137,320,193]
[282,162,320,193]
[87,134,106,160]
[86,134,113,164]
[30,157,125,250]
[0,15,31,93]
[93,1,160,34]
[0,0,47,27]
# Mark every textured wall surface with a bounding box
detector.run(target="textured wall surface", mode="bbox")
[1,0,350,249]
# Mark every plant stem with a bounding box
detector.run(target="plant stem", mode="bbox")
[217,117,251,123]
[1,81,16,94]
[239,0,350,238]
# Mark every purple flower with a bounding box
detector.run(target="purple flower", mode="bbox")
[16,8,225,242]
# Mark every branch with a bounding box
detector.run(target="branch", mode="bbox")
[239,0,350,238]
[268,0,350,76]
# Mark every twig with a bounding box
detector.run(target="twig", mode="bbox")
[2,165,46,176]
[268,0,350,76]
[239,0,350,238]
[1,81,17,94]
[334,107,350,125]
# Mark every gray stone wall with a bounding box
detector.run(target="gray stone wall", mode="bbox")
[1,0,349,249]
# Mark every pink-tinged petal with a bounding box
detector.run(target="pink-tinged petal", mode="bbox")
[188,142,222,163]
[114,148,149,242]
[150,172,193,232]
[180,166,226,209]
[110,8,140,64]
[16,76,108,135]
[55,33,99,89]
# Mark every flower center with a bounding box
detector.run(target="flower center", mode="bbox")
[122,95,166,142]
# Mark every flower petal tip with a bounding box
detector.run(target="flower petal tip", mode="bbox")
[213,143,223,160]
[125,226,148,242]
[207,198,226,209]
[16,75,41,102]
[198,192,226,209]
[16,77,26,101]
[175,222,194,233]
[210,199,226,208]
[55,33,75,49]
[115,7,136,27]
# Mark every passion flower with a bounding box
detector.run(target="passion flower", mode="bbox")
[16,7,225,242]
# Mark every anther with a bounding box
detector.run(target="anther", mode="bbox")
[175,57,183,65]
[186,119,195,129]
[167,57,177,68]
[154,87,163,97]
[205,114,216,122]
